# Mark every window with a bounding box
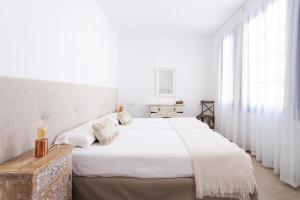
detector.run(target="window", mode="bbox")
[220,0,287,113]
[245,0,286,112]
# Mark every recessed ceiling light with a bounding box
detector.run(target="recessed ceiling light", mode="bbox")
[131,23,135,27]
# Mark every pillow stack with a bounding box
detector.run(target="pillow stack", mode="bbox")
[54,110,133,147]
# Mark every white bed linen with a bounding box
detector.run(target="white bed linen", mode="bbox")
[169,117,210,129]
[118,118,172,130]
[72,128,193,178]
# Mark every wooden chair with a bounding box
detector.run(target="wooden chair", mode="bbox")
[197,100,215,129]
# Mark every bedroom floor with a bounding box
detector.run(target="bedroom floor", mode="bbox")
[252,157,300,200]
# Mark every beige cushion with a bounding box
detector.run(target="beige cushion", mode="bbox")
[92,118,119,145]
[118,110,132,125]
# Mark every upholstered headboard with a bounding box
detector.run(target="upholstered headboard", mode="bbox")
[0,76,118,164]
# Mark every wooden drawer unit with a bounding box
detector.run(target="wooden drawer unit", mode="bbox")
[150,104,185,118]
[0,145,72,200]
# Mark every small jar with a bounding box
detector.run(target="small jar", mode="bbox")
[35,138,48,158]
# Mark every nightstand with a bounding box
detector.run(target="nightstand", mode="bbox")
[0,145,73,200]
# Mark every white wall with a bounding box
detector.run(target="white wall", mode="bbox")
[0,0,119,88]
[119,36,214,117]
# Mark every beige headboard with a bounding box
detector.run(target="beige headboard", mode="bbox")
[0,76,118,164]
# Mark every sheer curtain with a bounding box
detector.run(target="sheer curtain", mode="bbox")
[240,0,287,167]
[279,0,300,187]
[217,34,235,140]
[215,0,300,187]
[215,16,244,141]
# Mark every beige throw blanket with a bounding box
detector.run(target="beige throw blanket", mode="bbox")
[177,129,256,200]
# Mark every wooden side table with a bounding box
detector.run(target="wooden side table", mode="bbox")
[0,145,73,200]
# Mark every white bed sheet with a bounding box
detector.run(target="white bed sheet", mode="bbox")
[72,128,193,178]
[118,118,172,130]
[169,117,210,129]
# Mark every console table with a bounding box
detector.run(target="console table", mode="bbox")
[149,104,185,118]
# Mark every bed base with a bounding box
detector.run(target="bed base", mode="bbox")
[73,176,258,200]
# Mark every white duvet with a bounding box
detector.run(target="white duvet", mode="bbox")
[117,117,172,129]
[72,117,205,178]
[72,128,193,178]
[169,117,209,129]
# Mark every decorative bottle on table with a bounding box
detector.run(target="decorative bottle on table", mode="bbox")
[35,128,48,158]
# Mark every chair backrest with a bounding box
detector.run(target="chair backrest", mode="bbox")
[201,100,214,116]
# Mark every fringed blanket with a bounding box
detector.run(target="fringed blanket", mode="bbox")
[177,129,256,200]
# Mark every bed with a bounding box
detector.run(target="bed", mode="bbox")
[71,117,257,200]
[0,77,256,200]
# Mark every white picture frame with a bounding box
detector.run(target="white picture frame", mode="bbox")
[156,67,175,96]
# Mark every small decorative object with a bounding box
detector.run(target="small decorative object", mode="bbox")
[115,104,124,113]
[35,128,48,158]
[176,100,184,105]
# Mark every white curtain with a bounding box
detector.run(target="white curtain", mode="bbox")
[240,0,287,167]
[215,0,300,187]
[217,34,235,140]
[215,15,244,142]
[279,0,300,187]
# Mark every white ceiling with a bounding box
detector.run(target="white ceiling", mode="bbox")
[96,0,247,36]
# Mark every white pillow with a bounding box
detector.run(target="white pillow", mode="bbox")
[105,112,118,121]
[92,118,119,145]
[54,113,118,148]
[54,120,96,148]
[96,112,119,126]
